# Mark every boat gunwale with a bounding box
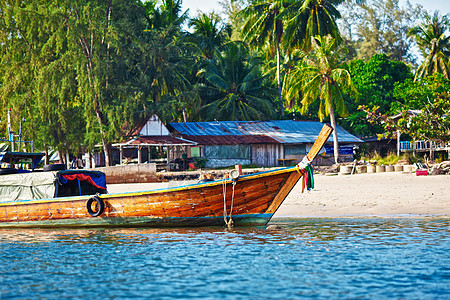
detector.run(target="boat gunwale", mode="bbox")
[0,166,297,207]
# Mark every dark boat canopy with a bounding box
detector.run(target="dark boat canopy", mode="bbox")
[0,151,44,170]
[0,170,107,203]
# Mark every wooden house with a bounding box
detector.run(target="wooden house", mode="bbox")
[168,120,362,168]
[112,115,196,170]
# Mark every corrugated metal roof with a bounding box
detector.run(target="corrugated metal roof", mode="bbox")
[114,136,196,147]
[183,135,280,145]
[169,120,363,144]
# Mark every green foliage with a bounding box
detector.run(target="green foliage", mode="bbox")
[341,54,412,136]
[361,152,401,165]
[361,152,422,165]
[377,153,400,165]
[143,0,187,30]
[284,35,357,163]
[240,0,291,113]
[194,157,207,169]
[338,0,423,63]
[408,11,450,80]
[0,0,156,164]
[392,74,450,142]
[188,13,231,59]
[285,35,357,121]
[218,0,247,41]
[199,42,277,120]
[347,54,412,113]
[360,74,450,149]
[0,0,447,166]
[283,0,343,51]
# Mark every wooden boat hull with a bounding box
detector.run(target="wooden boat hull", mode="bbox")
[0,168,301,228]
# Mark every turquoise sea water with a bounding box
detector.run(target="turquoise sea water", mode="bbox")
[0,218,449,299]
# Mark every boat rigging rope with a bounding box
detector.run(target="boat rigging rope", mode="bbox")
[222,178,236,229]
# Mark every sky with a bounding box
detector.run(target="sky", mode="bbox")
[181,0,450,17]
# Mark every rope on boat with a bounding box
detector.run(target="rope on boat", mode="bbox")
[296,156,315,193]
[222,178,236,229]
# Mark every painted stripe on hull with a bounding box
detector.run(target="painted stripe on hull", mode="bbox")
[0,213,273,228]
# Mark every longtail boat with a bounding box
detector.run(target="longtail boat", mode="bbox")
[0,125,332,228]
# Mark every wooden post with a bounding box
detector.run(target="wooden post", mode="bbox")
[84,152,91,169]
[120,145,123,165]
[138,146,142,164]
[397,130,400,157]
[44,148,49,165]
[148,145,151,163]
[65,153,70,169]
[166,146,170,171]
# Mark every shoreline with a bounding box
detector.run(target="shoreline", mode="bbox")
[107,172,450,218]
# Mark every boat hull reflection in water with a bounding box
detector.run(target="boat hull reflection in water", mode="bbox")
[0,218,448,299]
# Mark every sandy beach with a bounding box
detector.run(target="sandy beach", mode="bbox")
[108,172,450,218]
[274,172,450,218]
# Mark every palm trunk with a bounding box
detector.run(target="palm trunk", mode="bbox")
[276,45,284,115]
[94,100,112,166]
[329,105,340,164]
[58,150,65,165]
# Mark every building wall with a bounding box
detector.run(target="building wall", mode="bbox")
[205,158,252,168]
[202,144,285,168]
[251,144,282,167]
[140,115,170,136]
[93,163,158,184]
[204,145,251,168]
[199,142,356,168]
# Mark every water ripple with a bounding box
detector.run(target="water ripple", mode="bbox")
[0,218,449,299]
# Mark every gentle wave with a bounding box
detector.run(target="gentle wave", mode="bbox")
[0,218,449,299]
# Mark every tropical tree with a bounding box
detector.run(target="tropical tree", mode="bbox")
[361,74,450,159]
[143,0,187,30]
[200,42,277,121]
[0,1,85,162]
[341,54,412,137]
[408,11,450,80]
[1,0,154,165]
[189,13,231,59]
[142,0,197,123]
[284,35,357,163]
[66,0,153,166]
[283,0,343,52]
[338,0,422,63]
[218,0,247,41]
[240,0,288,115]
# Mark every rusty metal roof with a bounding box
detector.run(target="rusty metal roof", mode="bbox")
[182,135,280,145]
[168,120,363,144]
[113,136,196,147]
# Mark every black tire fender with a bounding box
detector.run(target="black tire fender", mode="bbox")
[86,195,105,217]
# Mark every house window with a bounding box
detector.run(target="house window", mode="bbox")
[190,147,201,157]
[204,145,250,159]
[285,145,306,155]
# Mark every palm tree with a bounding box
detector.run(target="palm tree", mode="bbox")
[143,0,187,30]
[283,0,344,51]
[142,0,195,122]
[240,0,289,115]
[189,13,231,59]
[284,35,357,163]
[408,11,450,80]
[200,42,277,121]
